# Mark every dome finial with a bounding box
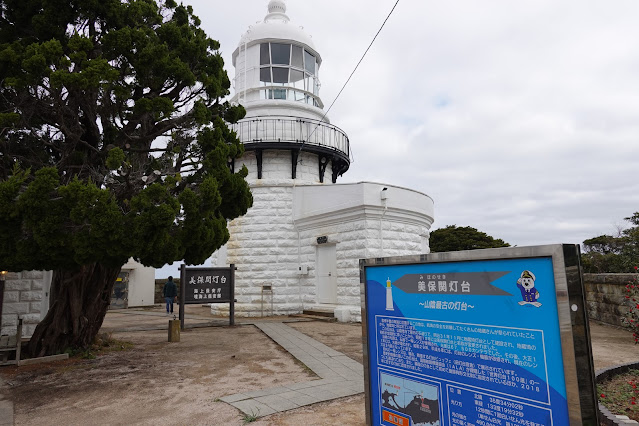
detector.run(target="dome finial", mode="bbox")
[268,0,286,14]
[265,0,289,23]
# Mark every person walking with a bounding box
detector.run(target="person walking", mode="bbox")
[163,276,178,315]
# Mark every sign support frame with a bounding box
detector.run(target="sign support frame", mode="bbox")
[179,264,236,331]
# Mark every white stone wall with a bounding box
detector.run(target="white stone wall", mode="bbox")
[211,148,336,317]
[294,218,431,323]
[1,271,50,337]
[220,182,302,317]
[1,259,153,337]
[238,150,329,184]
[211,181,434,322]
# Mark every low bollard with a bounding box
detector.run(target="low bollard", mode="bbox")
[168,318,180,342]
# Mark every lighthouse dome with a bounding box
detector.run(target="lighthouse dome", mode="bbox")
[233,1,321,67]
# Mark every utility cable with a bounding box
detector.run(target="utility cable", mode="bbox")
[297,0,401,158]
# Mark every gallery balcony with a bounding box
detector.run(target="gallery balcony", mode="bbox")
[230,115,351,182]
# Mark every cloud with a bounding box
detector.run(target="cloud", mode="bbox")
[183,0,639,251]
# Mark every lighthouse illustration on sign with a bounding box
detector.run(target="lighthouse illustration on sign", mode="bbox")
[386,278,394,311]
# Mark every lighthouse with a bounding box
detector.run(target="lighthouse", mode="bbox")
[386,278,394,311]
[211,1,434,322]
[229,0,350,184]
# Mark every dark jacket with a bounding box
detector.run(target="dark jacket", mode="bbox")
[163,280,178,298]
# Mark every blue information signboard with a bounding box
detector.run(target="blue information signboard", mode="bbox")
[361,245,598,426]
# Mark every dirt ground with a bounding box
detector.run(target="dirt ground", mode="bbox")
[0,306,637,425]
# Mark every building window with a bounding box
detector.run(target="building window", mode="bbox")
[271,89,287,100]
[260,43,270,65]
[270,43,291,65]
[260,89,288,100]
[291,45,304,68]
[260,67,271,83]
[272,67,289,84]
[259,42,320,106]
[304,49,315,74]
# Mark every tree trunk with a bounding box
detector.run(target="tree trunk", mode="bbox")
[28,263,122,357]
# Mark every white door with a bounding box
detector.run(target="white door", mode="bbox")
[316,244,337,304]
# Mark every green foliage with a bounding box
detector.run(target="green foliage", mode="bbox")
[105,148,125,170]
[242,410,259,424]
[0,0,252,272]
[581,213,639,273]
[429,225,510,253]
[622,273,639,342]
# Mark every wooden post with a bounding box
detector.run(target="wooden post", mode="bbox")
[168,319,180,342]
[179,264,186,331]
[15,318,22,364]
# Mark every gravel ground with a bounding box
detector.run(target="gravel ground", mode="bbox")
[0,306,636,425]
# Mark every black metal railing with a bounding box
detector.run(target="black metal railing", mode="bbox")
[230,116,350,160]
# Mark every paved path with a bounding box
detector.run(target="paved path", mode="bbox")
[220,322,364,417]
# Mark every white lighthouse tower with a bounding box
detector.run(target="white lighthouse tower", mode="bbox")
[229,0,349,183]
[212,1,434,321]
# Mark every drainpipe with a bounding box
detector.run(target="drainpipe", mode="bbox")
[291,176,304,313]
[379,188,388,256]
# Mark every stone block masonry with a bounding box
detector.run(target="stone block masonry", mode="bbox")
[212,181,434,322]
[585,273,636,328]
[1,271,50,337]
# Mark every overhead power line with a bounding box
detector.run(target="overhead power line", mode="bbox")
[298,0,401,157]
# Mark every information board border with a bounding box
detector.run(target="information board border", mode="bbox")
[179,264,235,330]
[359,244,598,426]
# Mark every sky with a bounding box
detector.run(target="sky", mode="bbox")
[159,0,639,277]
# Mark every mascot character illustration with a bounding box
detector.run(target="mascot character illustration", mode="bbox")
[516,270,542,307]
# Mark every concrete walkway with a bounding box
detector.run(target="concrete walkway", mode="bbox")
[220,322,364,417]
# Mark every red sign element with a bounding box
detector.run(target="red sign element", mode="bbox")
[382,410,410,426]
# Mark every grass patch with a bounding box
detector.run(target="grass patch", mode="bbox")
[242,410,259,424]
[599,369,639,421]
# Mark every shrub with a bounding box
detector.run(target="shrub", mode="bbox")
[622,266,639,343]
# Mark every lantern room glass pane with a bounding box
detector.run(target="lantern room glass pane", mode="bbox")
[260,67,271,82]
[305,75,313,92]
[292,45,304,68]
[272,67,289,84]
[270,43,291,65]
[294,90,305,102]
[290,69,304,90]
[260,43,270,65]
[271,88,287,100]
[304,50,315,74]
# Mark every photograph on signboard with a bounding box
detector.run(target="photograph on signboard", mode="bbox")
[379,371,440,426]
[364,255,570,425]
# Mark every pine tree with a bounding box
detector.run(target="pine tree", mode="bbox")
[0,0,252,356]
